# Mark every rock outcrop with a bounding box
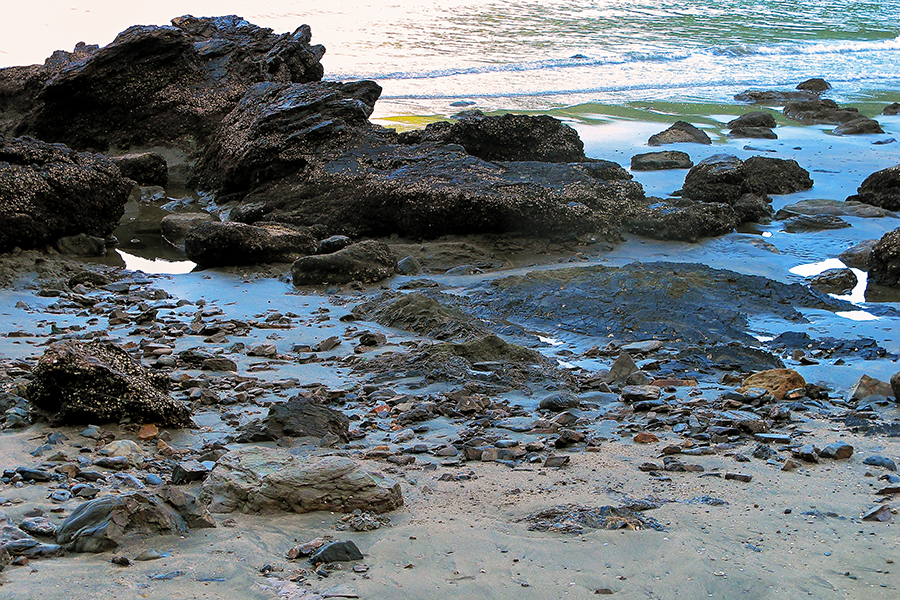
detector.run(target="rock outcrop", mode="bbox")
[0,135,133,252]
[184,221,318,267]
[0,15,325,151]
[847,165,900,211]
[868,228,900,289]
[27,340,194,428]
[648,121,711,146]
[630,151,693,171]
[235,396,350,442]
[681,154,812,204]
[291,240,397,285]
[200,447,403,514]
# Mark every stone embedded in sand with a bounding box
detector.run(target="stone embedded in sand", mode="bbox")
[739,369,806,400]
[849,374,894,400]
[834,117,883,135]
[200,446,403,514]
[291,240,397,285]
[630,151,693,171]
[648,121,711,146]
[56,492,190,553]
[27,340,194,428]
[235,396,350,443]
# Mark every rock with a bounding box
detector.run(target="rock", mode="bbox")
[539,392,581,412]
[893,372,900,401]
[624,197,742,242]
[776,198,897,220]
[27,340,193,428]
[630,151,693,171]
[867,228,900,288]
[56,233,107,256]
[317,235,353,254]
[783,99,862,124]
[605,352,639,385]
[834,117,883,135]
[793,444,820,463]
[810,269,857,294]
[863,455,897,471]
[308,540,363,564]
[782,214,850,232]
[397,255,422,275]
[622,386,661,402]
[847,166,900,211]
[0,136,133,253]
[724,473,752,482]
[156,486,216,529]
[291,240,397,285]
[185,221,317,267]
[398,111,589,163]
[849,374,894,400]
[544,455,570,468]
[839,239,878,270]
[200,446,403,514]
[681,155,812,206]
[235,396,350,442]
[633,432,659,444]
[739,369,806,400]
[884,102,900,116]
[111,153,168,187]
[735,90,819,104]
[98,440,145,467]
[2,16,325,151]
[201,357,238,372]
[861,505,893,522]
[819,442,853,460]
[796,78,831,92]
[648,121,711,146]
[353,292,484,341]
[727,112,777,130]
[171,461,211,485]
[160,213,219,250]
[728,127,777,139]
[56,492,189,552]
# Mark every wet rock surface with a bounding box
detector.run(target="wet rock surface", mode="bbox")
[185,221,318,267]
[291,240,397,285]
[868,228,900,289]
[648,121,711,146]
[847,165,900,211]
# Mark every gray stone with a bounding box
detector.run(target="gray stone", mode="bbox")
[839,239,878,270]
[862,455,896,471]
[867,228,900,288]
[782,214,850,233]
[834,117,883,135]
[648,121,711,146]
[630,151,693,171]
[160,212,218,249]
[200,447,403,514]
[308,540,363,564]
[291,240,397,285]
[397,255,422,275]
[819,442,853,460]
[56,233,107,256]
[185,221,318,267]
[235,396,350,443]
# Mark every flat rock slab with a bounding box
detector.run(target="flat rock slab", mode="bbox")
[200,447,403,514]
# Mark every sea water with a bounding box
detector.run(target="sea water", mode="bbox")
[2,0,898,118]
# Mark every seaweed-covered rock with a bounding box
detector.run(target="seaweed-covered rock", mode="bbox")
[847,165,900,211]
[796,78,831,92]
[27,340,193,428]
[0,135,133,253]
[56,492,191,553]
[398,111,589,163]
[352,292,485,341]
[810,269,858,294]
[624,198,739,242]
[884,103,900,116]
[184,221,318,266]
[200,447,403,514]
[648,121,711,146]
[734,90,818,104]
[0,15,325,150]
[868,228,900,289]
[681,154,811,205]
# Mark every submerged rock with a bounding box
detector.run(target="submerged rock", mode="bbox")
[200,447,403,514]
[27,340,193,428]
[868,228,900,289]
[648,121,711,146]
[847,165,900,211]
[840,239,878,270]
[0,136,133,253]
[291,240,397,285]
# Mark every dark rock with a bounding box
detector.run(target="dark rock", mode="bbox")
[630,151,693,171]
[796,78,831,92]
[235,396,350,442]
[0,136,133,253]
[834,117,883,135]
[308,540,363,564]
[171,461,211,485]
[681,154,812,205]
[847,165,900,211]
[56,492,189,552]
[184,221,318,267]
[624,197,740,242]
[728,127,777,139]
[648,121,711,146]
[397,255,422,275]
[156,486,216,529]
[317,235,353,254]
[884,103,900,116]
[398,111,589,163]
[201,357,238,372]
[160,212,218,249]
[809,269,857,294]
[27,339,193,428]
[111,153,168,187]
[868,228,900,288]
[56,233,107,256]
[863,455,897,471]
[782,214,850,233]
[819,442,853,459]
[1,16,325,151]
[793,444,820,463]
[727,112,777,129]
[539,392,581,411]
[893,372,900,401]
[353,292,484,341]
[783,99,861,124]
[775,198,897,220]
[735,90,818,104]
[840,239,878,270]
[291,240,397,285]
[724,473,752,482]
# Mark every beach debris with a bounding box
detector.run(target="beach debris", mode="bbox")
[335,510,391,532]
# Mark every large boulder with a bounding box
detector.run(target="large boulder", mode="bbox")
[624,198,740,242]
[783,99,862,125]
[834,117,883,135]
[868,228,900,289]
[200,447,403,514]
[0,136,133,252]
[398,111,588,163]
[681,154,812,205]
[630,151,693,171]
[727,112,777,129]
[111,152,168,186]
[0,15,325,150]
[291,240,397,285]
[235,396,350,443]
[648,121,711,146]
[56,492,196,553]
[27,340,193,428]
[184,221,318,266]
[846,165,900,211]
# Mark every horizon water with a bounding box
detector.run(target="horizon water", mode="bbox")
[2,1,899,119]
